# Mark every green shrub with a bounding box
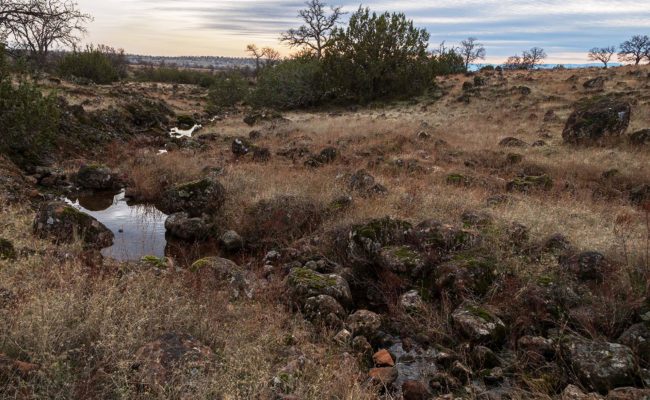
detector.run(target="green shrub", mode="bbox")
[250,59,323,109]
[57,44,127,84]
[430,51,466,76]
[207,72,249,109]
[0,66,59,167]
[133,66,221,88]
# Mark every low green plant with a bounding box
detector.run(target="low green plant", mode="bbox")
[57,44,127,84]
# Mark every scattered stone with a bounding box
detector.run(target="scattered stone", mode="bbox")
[232,137,252,156]
[402,379,430,400]
[472,345,500,369]
[506,174,553,192]
[562,336,637,393]
[561,251,609,282]
[347,310,381,337]
[378,245,426,276]
[451,303,506,345]
[617,322,650,364]
[368,367,398,386]
[499,137,528,147]
[583,77,606,90]
[220,230,244,252]
[562,97,631,145]
[348,169,388,197]
[164,212,210,240]
[303,295,346,328]
[373,349,395,367]
[352,335,373,355]
[190,257,252,299]
[132,332,215,388]
[33,202,113,248]
[334,329,352,344]
[400,290,424,312]
[629,129,650,145]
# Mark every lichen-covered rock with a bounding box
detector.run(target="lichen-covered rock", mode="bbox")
[347,309,381,337]
[378,245,426,276]
[506,174,553,192]
[190,257,252,299]
[220,230,244,252]
[562,336,637,393]
[132,332,215,388]
[164,212,210,240]
[33,201,113,248]
[231,137,252,156]
[303,295,346,328]
[617,322,650,365]
[287,267,352,307]
[348,169,388,197]
[76,164,121,190]
[0,238,16,260]
[562,97,631,145]
[561,251,609,282]
[158,178,225,217]
[451,303,506,345]
[606,387,650,400]
[348,217,413,261]
[411,220,482,254]
[435,256,498,300]
[400,290,424,312]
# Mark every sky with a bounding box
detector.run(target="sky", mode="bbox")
[75,0,650,64]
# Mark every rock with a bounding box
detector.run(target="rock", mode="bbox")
[606,387,650,400]
[532,139,547,147]
[451,303,506,345]
[618,322,650,364]
[402,379,430,400]
[561,384,604,399]
[348,169,388,197]
[243,110,282,126]
[630,184,650,206]
[461,211,492,228]
[164,212,210,240]
[318,147,338,163]
[347,217,413,263]
[629,129,650,145]
[482,366,504,385]
[561,251,609,282]
[76,164,121,190]
[416,131,431,140]
[506,174,553,192]
[373,349,395,367]
[450,360,472,383]
[543,233,572,255]
[334,329,352,344]
[430,372,462,392]
[132,332,215,388]
[368,367,398,386]
[562,98,631,145]
[435,256,498,300]
[378,245,426,276]
[249,130,262,139]
[352,335,373,355]
[190,257,252,299]
[347,310,381,337]
[412,220,482,254]
[303,295,346,328]
[517,335,555,359]
[400,290,424,312]
[287,268,352,307]
[472,345,500,369]
[220,230,244,252]
[583,77,606,90]
[232,137,252,156]
[499,137,528,147]
[562,336,637,393]
[33,201,113,248]
[0,238,16,260]
[158,178,225,217]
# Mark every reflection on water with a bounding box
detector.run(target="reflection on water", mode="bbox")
[65,190,168,261]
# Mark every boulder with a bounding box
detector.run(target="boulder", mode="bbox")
[373,349,395,367]
[606,387,650,400]
[583,77,606,90]
[287,267,352,307]
[499,137,528,147]
[158,178,225,217]
[231,137,252,156]
[347,217,412,261]
[617,322,650,364]
[0,238,16,260]
[562,98,631,145]
[33,201,113,248]
[562,336,637,393]
[164,212,210,241]
[451,303,506,345]
[220,230,244,252]
[346,309,381,337]
[190,257,252,299]
[561,384,604,399]
[378,245,426,276]
[303,295,346,328]
[76,164,121,190]
[629,129,650,145]
[435,256,498,300]
[400,290,424,312]
[368,367,398,386]
[348,169,388,197]
[561,251,609,282]
[132,332,215,388]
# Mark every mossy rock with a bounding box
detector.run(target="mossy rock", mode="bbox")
[506,175,553,192]
[287,267,352,307]
[435,254,498,298]
[451,302,506,345]
[0,238,16,260]
[446,173,472,186]
[378,245,426,277]
[33,201,114,249]
[158,178,226,217]
[140,255,168,269]
[348,217,413,260]
[562,97,631,145]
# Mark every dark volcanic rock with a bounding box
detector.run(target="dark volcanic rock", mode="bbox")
[562,97,631,145]
[158,178,225,217]
[33,201,113,248]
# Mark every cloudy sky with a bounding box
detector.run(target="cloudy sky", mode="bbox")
[75,0,650,63]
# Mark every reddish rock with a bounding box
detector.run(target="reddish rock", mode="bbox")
[402,379,429,400]
[368,367,398,385]
[372,349,395,367]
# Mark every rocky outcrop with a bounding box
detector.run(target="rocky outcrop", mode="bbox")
[451,303,506,345]
[33,201,113,248]
[158,178,225,217]
[164,212,210,240]
[75,164,121,190]
[287,267,352,307]
[562,98,631,145]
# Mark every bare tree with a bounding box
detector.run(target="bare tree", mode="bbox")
[618,35,650,65]
[588,46,615,68]
[246,44,282,73]
[522,47,547,69]
[4,0,91,65]
[280,0,344,59]
[459,37,486,70]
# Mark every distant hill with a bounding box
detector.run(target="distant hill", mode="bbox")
[126,54,256,70]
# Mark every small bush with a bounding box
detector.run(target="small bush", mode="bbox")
[206,72,249,109]
[0,51,59,167]
[249,58,323,109]
[57,44,127,84]
[133,66,219,88]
